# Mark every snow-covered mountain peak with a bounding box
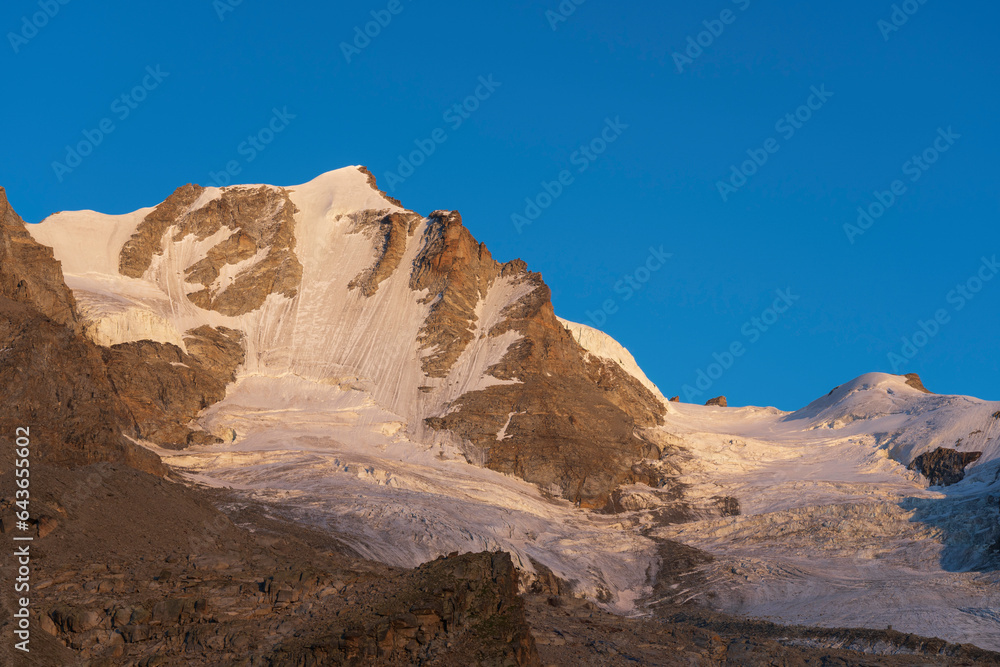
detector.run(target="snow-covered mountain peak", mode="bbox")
[787,372,936,422]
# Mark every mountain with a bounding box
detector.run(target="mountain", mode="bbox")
[29,167,666,509]
[6,167,1000,661]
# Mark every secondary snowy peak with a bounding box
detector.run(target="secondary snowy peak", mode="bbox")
[26,166,667,507]
[784,371,1000,469]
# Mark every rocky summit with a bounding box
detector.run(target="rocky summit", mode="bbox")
[2,169,999,665]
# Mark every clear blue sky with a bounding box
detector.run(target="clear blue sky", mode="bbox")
[2,0,997,410]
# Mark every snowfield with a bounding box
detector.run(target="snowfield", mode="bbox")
[28,167,1000,650]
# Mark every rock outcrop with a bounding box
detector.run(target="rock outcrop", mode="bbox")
[120,185,303,316]
[103,326,245,447]
[705,396,727,407]
[908,447,982,486]
[347,209,421,297]
[0,462,541,667]
[340,205,669,508]
[904,372,933,394]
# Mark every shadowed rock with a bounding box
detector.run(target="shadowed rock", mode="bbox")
[908,447,982,486]
[102,326,245,448]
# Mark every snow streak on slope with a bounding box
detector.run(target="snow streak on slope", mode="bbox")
[651,373,1000,651]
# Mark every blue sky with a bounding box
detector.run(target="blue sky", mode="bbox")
[2,0,997,410]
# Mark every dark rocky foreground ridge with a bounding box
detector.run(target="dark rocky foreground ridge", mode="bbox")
[2,186,999,665]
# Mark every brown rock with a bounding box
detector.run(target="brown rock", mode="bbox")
[120,184,303,317]
[35,514,58,538]
[0,297,163,475]
[357,165,404,208]
[705,396,727,407]
[119,184,205,278]
[0,187,78,329]
[102,326,244,448]
[348,210,421,296]
[903,372,933,394]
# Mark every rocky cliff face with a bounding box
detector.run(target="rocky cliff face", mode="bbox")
[121,184,303,316]
[408,210,666,506]
[102,326,245,447]
[0,187,78,329]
